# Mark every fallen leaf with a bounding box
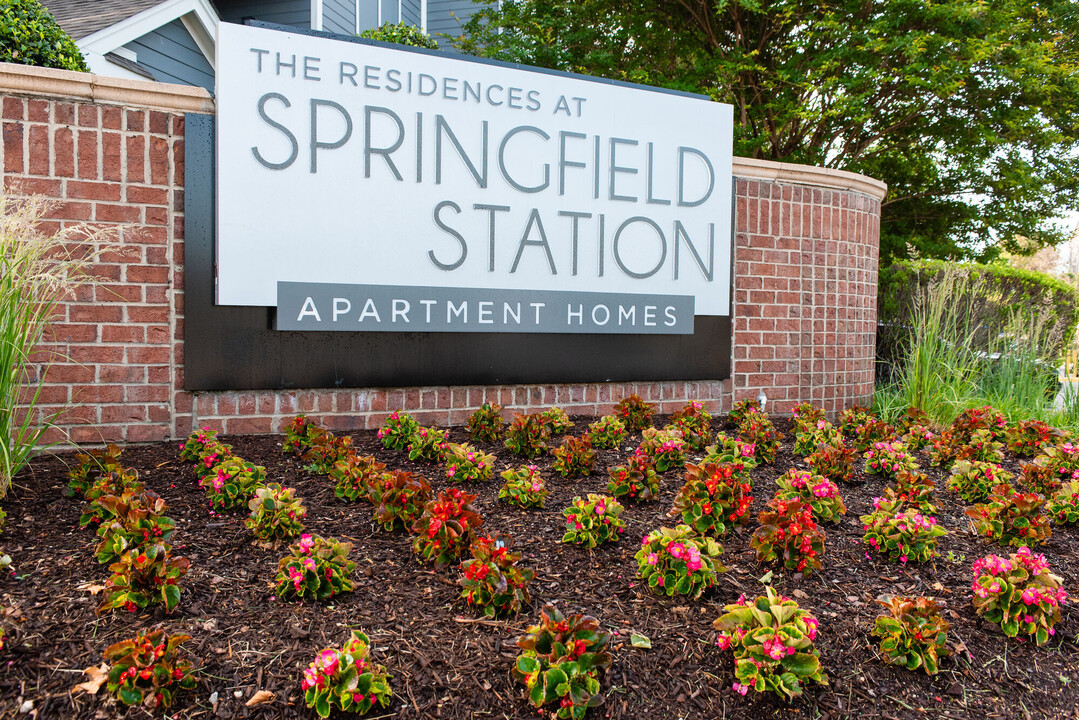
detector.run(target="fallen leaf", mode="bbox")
[792,589,809,599]
[73,664,108,695]
[245,690,275,707]
[630,633,651,649]
[77,583,106,595]
[758,570,774,584]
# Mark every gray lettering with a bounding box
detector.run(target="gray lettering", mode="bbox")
[364,65,380,89]
[430,201,467,271]
[674,221,714,281]
[435,115,488,188]
[613,217,666,279]
[510,209,556,275]
[251,93,298,170]
[339,62,358,86]
[474,203,510,272]
[558,131,586,195]
[310,99,353,173]
[364,106,404,180]
[609,137,639,202]
[646,142,671,205]
[677,146,715,207]
[303,56,321,81]
[498,126,550,193]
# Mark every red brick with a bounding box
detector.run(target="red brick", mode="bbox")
[126,110,144,131]
[95,204,141,223]
[71,384,125,403]
[27,124,49,175]
[149,136,168,185]
[5,176,61,196]
[149,110,168,134]
[173,139,184,183]
[225,417,274,434]
[148,365,170,383]
[67,180,121,201]
[126,346,169,364]
[69,304,122,322]
[3,122,23,173]
[76,130,98,179]
[174,391,193,414]
[101,405,148,424]
[126,135,144,182]
[126,185,168,205]
[127,424,170,442]
[102,132,122,180]
[128,306,168,323]
[48,201,92,221]
[2,97,23,120]
[147,325,169,344]
[77,104,98,127]
[101,325,145,343]
[125,385,169,402]
[145,206,168,226]
[44,321,97,342]
[102,105,122,130]
[27,99,48,122]
[70,426,124,444]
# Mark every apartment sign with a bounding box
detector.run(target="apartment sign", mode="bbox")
[215,22,734,334]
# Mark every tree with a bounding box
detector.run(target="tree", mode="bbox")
[454,0,1079,263]
[0,0,89,72]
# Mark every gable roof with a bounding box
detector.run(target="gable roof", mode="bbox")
[44,0,167,40]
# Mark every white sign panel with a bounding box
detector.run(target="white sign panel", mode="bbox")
[215,23,733,330]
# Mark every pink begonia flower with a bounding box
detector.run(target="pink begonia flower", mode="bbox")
[716,633,731,650]
[299,534,315,553]
[302,557,316,572]
[732,682,748,696]
[647,553,658,565]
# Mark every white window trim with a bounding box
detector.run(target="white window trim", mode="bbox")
[77,0,219,71]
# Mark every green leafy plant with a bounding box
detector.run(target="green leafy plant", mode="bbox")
[66,444,125,497]
[791,403,826,435]
[703,433,759,469]
[928,429,963,469]
[901,422,937,452]
[586,415,628,449]
[540,407,574,435]
[850,419,897,453]
[301,630,393,718]
[1006,420,1063,458]
[330,454,387,503]
[614,393,655,430]
[1048,482,1079,524]
[377,411,419,452]
[179,427,225,463]
[275,534,356,601]
[552,435,596,478]
[886,470,938,513]
[79,469,144,528]
[98,544,189,614]
[192,446,235,485]
[793,419,842,458]
[1020,442,1079,496]
[443,442,496,482]
[374,471,431,531]
[635,524,725,598]
[459,533,535,617]
[666,400,712,451]
[727,398,761,426]
[504,413,551,459]
[199,456,265,509]
[952,405,1009,444]
[245,484,307,541]
[946,460,1015,503]
[805,440,857,483]
[93,490,175,565]
[972,547,1067,645]
[713,586,827,700]
[838,406,875,436]
[302,430,354,475]
[960,428,1006,464]
[605,455,660,503]
[966,485,1051,547]
[0,0,89,71]
[513,605,613,719]
[738,413,783,464]
[561,494,624,548]
[103,629,197,709]
[360,19,439,48]
[406,426,448,463]
[864,441,918,480]
[872,596,950,674]
[411,488,484,569]
[466,402,505,442]
[671,461,753,535]
[282,414,322,456]
[634,426,685,472]
[750,498,826,574]
[499,465,549,508]
[861,500,946,563]
[774,469,846,523]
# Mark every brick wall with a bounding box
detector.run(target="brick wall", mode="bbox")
[0,66,882,444]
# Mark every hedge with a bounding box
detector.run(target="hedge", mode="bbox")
[359,22,440,49]
[0,0,88,72]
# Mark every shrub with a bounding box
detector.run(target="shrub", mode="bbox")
[927,430,962,469]
[838,406,875,436]
[750,498,826,574]
[377,411,419,452]
[791,402,826,435]
[552,435,596,478]
[952,405,1009,444]
[283,414,321,456]
[245,484,306,541]
[302,431,354,475]
[411,488,484,569]
[98,544,189,614]
[635,525,725,598]
[894,407,931,434]
[79,470,145,528]
[872,596,949,675]
[66,444,126,497]
[886,470,938,513]
[504,413,550,458]
[634,426,685,472]
[961,428,1006,463]
[850,419,897,453]
[774,469,847,523]
[727,398,761,426]
[406,426,448,463]
[861,501,946,563]
[586,415,628,449]
[671,462,753,536]
[900,423,937,452]
[1048,482,1079,524]
[93,490,175,565]
[966,485,1051,547]
[459,533,535,617]
[666,400,712,451]
[360,19,439,48]
[0,0,88,71]
[946,460,1015,503]
[805,440,857,483]
[1020,442,1079,496]
[713,586,826,700]
[374,471,431,531]
[192,446,234,485]
[301,630,393,718]
[864,441,918,480]
[103,629,196,709]
[466,402,505,442]
[178,428,225,464]
[703,433,759,470]
[199,456,265,509]
[1007,419,1062,457]
[738,413,783,464]
[561,494,624,548]
[605,455,660,503]
[793,419,842,458]
[443,442,495,482]
[330,455,387,503]
[614,393,655,430]
[972,547,1067,645]
[540,407,574,435]
[498,465,549,508]
[275,534,356,601]
[513,605,612,719]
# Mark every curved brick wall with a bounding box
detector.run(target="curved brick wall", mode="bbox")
[0,64,883,444]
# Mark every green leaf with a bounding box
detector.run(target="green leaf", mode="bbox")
[630,633,651,649]
[758,570,774,584]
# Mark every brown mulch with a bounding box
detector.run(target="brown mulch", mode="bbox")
[1,417,1079,720]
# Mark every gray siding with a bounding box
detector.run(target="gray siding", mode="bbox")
[323,0,357,33]
[400,0,421,27]
[427,0,496,48]
[218,0,311,29]
[123,19,213,91]
[379,0,399,25]
[357,0,378,33]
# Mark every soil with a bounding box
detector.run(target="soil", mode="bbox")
[1,417,1078,720]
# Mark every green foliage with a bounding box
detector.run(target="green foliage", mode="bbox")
[378,411,419,452]
[513,605,613,720]
[586,414,628,449]
[805,440,857,483]
[946,460,1015,504]
[104,629,197,709]
[93,490,174,565]
[411,488,484,569]
[199,456,265,509]
[872,596,950,675]
[837,406,876,437]
[561,494,624,548]
[966,486,1052,547]
[66,443,125,497]
[443,442,495,482]
[751,498,826,575]
[98,543,189,614]
[552,435,596,478]
[635,525,725,599]
[605,455,659,503]
[283,414,321,456]
[774,469,846,523]
[301,630,393,718]
[179,427,225,463]
[613,393,655,431]
[373,471,431,531]
[79,469,144,528]
[1048,482,1079,524]
[850,420,898,453]
[713,586,827,700]
[861,500,946,563]
[0,0,88,71]
[498,465,549,508]
[665,400,712,451]
[1021,442,1079,496]
[671,462,753,536]
[1007,420,1064,458]
[302,430,353,474]
[972,548,1067,645]
[459,533,535,617]
[634,427,685,473]
[275,534,356,601]
[504,413,551,458]
[406,426,447,463]
[885,471,938,514]
[727,399,761,427]
[738,413,783,464]
[791,403,825,436]
[539,407,574,435]
[330,454,387,503]
[793,420,842,458]
[702,433,759,470]
[864,441,918,480]
[359,20,439,49]
[466,402,505,442]
[245,484,306,541]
